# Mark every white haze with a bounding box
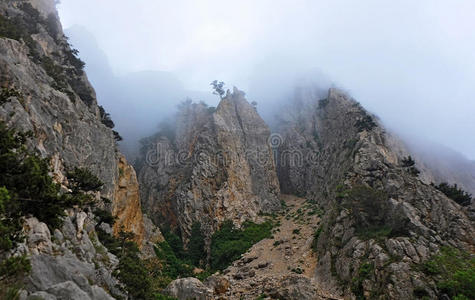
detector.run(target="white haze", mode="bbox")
[57,0,475,160]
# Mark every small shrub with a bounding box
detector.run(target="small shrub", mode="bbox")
[355,114,377,132]
[210,80,225,99]
[0,255,31,299]
[93,209,116,225]
[187,222,205,267]
[207,106,216,114]
[292,228,300,235]
[98,230,154,299]
[351,262,374,299]
[291,267,303,274]
[154,241,193,287]
[67,167,103,193]
[311,226,322,252]
[0,87,23,106]
[401,156,420,176]
[347,185,388,231]
[435,182,472,206]
[45,13,60,40]
[402,156,416,167]
[113,130,123,142]
[154,294,177,300]
[99,106,115,128]
[422,247,475,299]
[162,229,184,259]
[0,121,71,229]
[318,98,329,108]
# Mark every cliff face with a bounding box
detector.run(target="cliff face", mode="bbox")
[0,0,160,297]
[0,0,156,246]
[277,88,475,299]
[137,88,280,242]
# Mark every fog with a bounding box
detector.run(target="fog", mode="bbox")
[57,0,475,161]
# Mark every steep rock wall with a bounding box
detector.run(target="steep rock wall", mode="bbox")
[137,88,280,242]
[0,0,161,297]
[277,88,475,299]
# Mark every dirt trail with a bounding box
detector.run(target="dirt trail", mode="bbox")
[218,195,342,299]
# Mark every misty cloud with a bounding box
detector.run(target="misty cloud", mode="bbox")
[58,0,475,160]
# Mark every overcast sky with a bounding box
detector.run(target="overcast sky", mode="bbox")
[57,0,475,159]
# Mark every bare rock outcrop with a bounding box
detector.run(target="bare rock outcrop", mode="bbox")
[0,0,162,297]
[277,88,475,299]
[0,0,161,246]
[19,211,125,299]
[137,88,280,241]
[112,154,145,245]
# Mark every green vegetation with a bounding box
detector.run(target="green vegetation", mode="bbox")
[347,185,389,233]
[355,114,377,132]
[154,295,177,300]
[93,208,116,225]
[1,3,93,106]
[0,121,68,229]
[401,156,420,176]
[0,255,31,300]
[162,229,185,258]
[188,222,206,266]
[351,261,374,299]
[0,14,24,40]
[99,106,115,128]
[311,226,323,252]
[97,230,154,299]
[207,106,217,114]
[113,130,123,142]
[291,267,303,274]
[318,98,329,108]
[154,240,194,287]
[0,5,41,62]
[434,182,472,206]
[340,185,408,241]
[0,121,106,297]
[210,80,226,99]
[210,220,273,271]
[0,87,23,106]
[67,167,103,193]
[423,247,475,299]
[42,56,69,91]
[149,222,208,288]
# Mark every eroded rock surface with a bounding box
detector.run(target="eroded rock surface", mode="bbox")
[277,88,475,299]
[0,0,161,297]
[137,88,280,242]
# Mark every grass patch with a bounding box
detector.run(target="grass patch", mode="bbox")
[422,247,475,299]
[351,261,374,300]
[210,220,273,271]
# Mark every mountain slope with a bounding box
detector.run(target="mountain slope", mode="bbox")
[278,88,475,299]
[137,88,281,244]
[0,1,162,298]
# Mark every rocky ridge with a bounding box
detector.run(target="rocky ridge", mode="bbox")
[277,88,475,299]
[0,0,162,298]
[137,88,281,243]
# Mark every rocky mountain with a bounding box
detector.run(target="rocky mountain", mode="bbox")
[1,1,474,299]
[161,88,474,300]
[0,0,161,298]
[276,88,475,299]
[63,25,216,160]
[136,88,281,244]
[407,139,475,196]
